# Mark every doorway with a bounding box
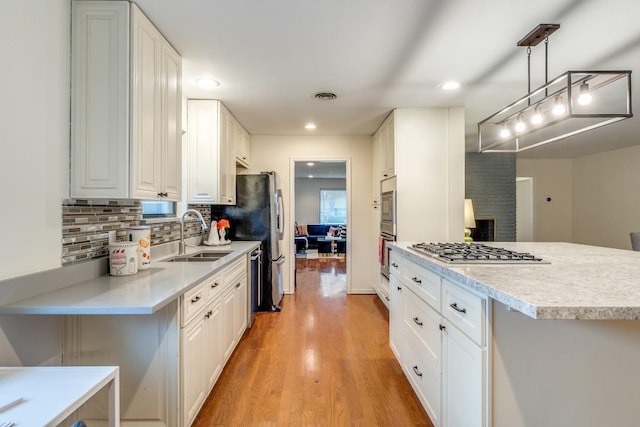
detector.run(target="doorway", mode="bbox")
[291,160,350,294]
[516,177,534,241]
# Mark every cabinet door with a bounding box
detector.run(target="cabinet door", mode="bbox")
[372,131,382,205]
[222,286,236,362]
[131,4,163,199]
[204,299,224,391]
[442,319,486,427]
[187,100,219,203]
[234,276,248,340]
[182,314,207,427]
[383,114,395,178]
[235,125,250,168]
[218,107,234,205]
[389,275,404,360]
[71,2,130,199]
[161,42,182,201]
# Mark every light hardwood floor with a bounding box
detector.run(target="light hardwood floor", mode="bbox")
[193,258,433,426]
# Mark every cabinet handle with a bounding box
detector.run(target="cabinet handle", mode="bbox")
[391,263,398,268]
[450,302,467,314]
[412,366,423,378]
[205,312,210,319]
[211,282,219,288]
[439,324,446,331]
[397,286,402,291]
[383,173,388,177]
[385,296,390,302]
[236,282,241,288]
[228,199,232,202]
[412,317,423,327]
[191,295,201,304]
[412,277,422,284]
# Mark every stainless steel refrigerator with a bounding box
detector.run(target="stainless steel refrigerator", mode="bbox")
[211,172,285,311]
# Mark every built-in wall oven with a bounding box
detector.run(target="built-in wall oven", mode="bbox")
[380,188,397,279]
[380,190,396,236]
[380,232,395,279]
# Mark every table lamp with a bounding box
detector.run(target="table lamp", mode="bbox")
[464,199,476,243]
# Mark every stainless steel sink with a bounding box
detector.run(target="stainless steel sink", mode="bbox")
[162,251,233,262]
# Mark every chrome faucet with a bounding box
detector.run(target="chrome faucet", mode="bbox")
[179,209,208,254]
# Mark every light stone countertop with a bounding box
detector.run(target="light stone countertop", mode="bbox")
[391,241,640,320]
[0,241,260,315]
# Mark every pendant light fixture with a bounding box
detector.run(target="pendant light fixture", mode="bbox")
[478,24,632,153]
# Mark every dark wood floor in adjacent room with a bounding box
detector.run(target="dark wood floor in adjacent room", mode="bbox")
[193,257,433,426]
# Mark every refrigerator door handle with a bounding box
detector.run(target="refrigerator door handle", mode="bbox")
[276,189,285,240]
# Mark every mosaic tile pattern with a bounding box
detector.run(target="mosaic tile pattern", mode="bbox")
[62,200,210,265]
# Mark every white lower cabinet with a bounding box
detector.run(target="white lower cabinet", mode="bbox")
[390,248,489,427]
[389,274,404,360]
[442,318,486,427]
[181,256,249,426]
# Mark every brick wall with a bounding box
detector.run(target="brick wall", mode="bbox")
[62,200,210,265]
[465,153,516,242]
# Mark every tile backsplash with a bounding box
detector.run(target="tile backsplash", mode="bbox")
[62,199,211,265]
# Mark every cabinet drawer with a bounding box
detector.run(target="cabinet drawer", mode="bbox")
[403,260,441,310]
[404,287,441,373]
[206,273,224,303]
[182,282,207,326]
[389,250,403,276]
[224,256,246,287]
[404,326,442,427]
[442,279,486,346]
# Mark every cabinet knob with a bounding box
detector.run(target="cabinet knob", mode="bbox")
[235,282,241,288]
[397,286,402,291]
[450,302,467,314]
[391,263,398,268]
[385,296,390,302]
[439,324,446,331]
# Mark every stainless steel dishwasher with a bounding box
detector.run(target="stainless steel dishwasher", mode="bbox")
[249,247,262,327]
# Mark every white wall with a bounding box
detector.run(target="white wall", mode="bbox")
[516,159,573,242]
[0,0,69,365]
[295,177,346,224]
[246,135,373,294]
[572,144,640,249]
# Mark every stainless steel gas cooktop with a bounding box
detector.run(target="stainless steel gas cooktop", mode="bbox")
[410,242,548,264]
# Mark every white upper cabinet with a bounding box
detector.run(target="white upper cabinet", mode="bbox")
[187,100,250,205]
[234,121,251,168]
[71,1,182,200]
[373,113,395,181]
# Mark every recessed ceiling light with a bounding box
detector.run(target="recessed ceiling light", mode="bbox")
[305,123,316,130]
[308,175,314,179]
[195,78,220,90]
[440,81,461,90]
[307,162,315,166]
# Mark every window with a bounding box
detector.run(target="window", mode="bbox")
[319,189,346,224]
[142,201,176,218]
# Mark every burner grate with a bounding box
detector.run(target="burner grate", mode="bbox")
[410,242,547,264]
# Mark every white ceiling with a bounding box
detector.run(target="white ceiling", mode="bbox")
[133,0,640,159]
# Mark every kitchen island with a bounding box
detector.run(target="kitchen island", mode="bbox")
[0,241,260,427]
[390,241,640,427]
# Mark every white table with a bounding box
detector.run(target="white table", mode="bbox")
[0,366,119,426]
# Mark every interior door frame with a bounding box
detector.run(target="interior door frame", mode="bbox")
[289,157,352,294]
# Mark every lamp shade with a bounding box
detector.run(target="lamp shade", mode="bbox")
[464,199,476,228]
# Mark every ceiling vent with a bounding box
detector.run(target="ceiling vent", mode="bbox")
[314,92,337,100]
